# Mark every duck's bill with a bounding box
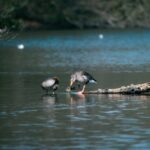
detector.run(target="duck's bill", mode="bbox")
[66,86,76,92]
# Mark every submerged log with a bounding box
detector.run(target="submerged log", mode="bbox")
[84,82,150,95]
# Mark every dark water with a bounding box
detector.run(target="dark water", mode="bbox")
[0,29,150,149]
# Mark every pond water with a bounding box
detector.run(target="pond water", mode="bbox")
[0,29,150,149]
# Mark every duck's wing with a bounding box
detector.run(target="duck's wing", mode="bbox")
[82,71,97,83]
[42,78,55,88]
[82,74,88,81]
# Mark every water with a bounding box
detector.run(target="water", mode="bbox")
[0,29,150,149]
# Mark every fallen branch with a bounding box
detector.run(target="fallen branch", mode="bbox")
[84,82,150,95]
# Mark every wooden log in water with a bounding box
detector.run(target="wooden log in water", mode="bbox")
[84,82,150,95]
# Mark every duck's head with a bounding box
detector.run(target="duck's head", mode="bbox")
[53,77,59,83]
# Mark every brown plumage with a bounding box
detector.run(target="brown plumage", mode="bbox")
[69,71,97,93]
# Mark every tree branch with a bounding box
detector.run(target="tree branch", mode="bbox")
[84,82,150,95]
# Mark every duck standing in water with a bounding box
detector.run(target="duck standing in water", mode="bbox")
[67,71,97,94]
[41,77,59,94]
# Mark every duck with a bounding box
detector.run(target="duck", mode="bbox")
[41,77,59,94]
[68,71,97,94]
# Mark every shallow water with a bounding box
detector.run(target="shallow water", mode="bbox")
[0,29,150,149]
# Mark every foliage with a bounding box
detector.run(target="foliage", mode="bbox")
[0,0,150,30]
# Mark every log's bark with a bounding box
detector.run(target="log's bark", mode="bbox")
[84,82,150,95]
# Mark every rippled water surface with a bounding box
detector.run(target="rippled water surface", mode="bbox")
[0,29,150,149]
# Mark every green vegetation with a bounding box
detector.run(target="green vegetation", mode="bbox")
[1,0,150,30]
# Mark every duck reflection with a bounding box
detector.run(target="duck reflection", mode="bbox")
[41,94,57,108]
[67,93,86,106]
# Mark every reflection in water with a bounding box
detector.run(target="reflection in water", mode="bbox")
[41,94,57,107]
[97,94,150,101]
[69,94,86,106]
